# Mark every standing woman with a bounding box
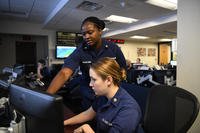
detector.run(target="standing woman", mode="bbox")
[47,16,126,110]
[64,57,142,133]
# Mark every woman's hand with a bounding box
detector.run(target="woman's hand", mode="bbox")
[73,124,94,133]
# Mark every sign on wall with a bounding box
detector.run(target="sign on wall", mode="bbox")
[148,48,156,56]
[137,48,146,56]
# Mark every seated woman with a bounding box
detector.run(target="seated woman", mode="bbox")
[37,59,51,83]
[133,58,145,70]
[64,57,142,133]
[135,58,142,65]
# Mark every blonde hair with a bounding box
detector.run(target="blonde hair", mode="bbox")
[90,57,126,86]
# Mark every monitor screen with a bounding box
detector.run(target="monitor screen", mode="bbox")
[9,84,64,133]
[170,60,177,66]
[56,45,76,59]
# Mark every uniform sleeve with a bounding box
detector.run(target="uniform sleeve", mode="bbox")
[115,45,127,71]
[92,98,98,112]
[63,47,81,71]
[108,106,141,133]
[41,67,50,77]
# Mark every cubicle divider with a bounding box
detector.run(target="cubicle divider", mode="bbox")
[127,68,176,87]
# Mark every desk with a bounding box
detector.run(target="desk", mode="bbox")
[0,74,78,133]
[63,106,80,133]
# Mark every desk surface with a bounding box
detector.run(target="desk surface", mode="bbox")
[63,106,80,133]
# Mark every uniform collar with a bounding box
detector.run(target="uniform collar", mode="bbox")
[106,87,122,107]
[100,88,122,109]
[93,39,109,56]
[82,39,109,51]
[102,39,109,49]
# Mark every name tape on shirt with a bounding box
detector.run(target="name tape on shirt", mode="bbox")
[109,57,116,60]
[82,61,92,64]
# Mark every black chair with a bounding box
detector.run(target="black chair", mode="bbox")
[143,85,199,133]
[120,82,150,117]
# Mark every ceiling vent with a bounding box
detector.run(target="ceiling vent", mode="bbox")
[76,1,103,11]
[0,10,28,18]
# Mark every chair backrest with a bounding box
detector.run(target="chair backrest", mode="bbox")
[143,85,199,133]
[120,82,150,117]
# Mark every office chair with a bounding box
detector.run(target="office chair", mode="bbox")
[143,85,199,133]
[120,82,150,117]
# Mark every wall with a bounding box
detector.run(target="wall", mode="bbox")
[177,0,200,132]
[0,20,159,69]
[0,20,56,67]
[0,34,49,71]
[0,34,15,70]
[119,40,158,67]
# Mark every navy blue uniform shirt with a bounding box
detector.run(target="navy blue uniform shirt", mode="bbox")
[63,39,126,104]
[92,87,142,133]
[40,67,51,78]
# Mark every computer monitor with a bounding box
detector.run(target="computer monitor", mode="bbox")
[170,60,177,66]
[9,84,64,133]
[56,45,76,59]
[129,69,153,83]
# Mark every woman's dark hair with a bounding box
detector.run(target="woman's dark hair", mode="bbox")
[38,59,46,65]
[81,16,105,30]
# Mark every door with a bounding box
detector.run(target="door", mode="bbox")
[16,41,37,74]
[159,43,171,65]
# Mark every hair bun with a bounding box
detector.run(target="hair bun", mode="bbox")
[99,20,105,30]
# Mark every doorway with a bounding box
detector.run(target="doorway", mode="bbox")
[158,43,171,65]
[16,41,37,74]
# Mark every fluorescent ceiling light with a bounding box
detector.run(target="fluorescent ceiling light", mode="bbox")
[159,38,172,42]
[103,28,109,32]
[105,15,138,23]
[103,13,177,37]
[146,0,177,10]
[130,35,150,39]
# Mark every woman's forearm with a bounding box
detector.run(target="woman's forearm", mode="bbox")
[64,107,96,126]
[47,67,73,94]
